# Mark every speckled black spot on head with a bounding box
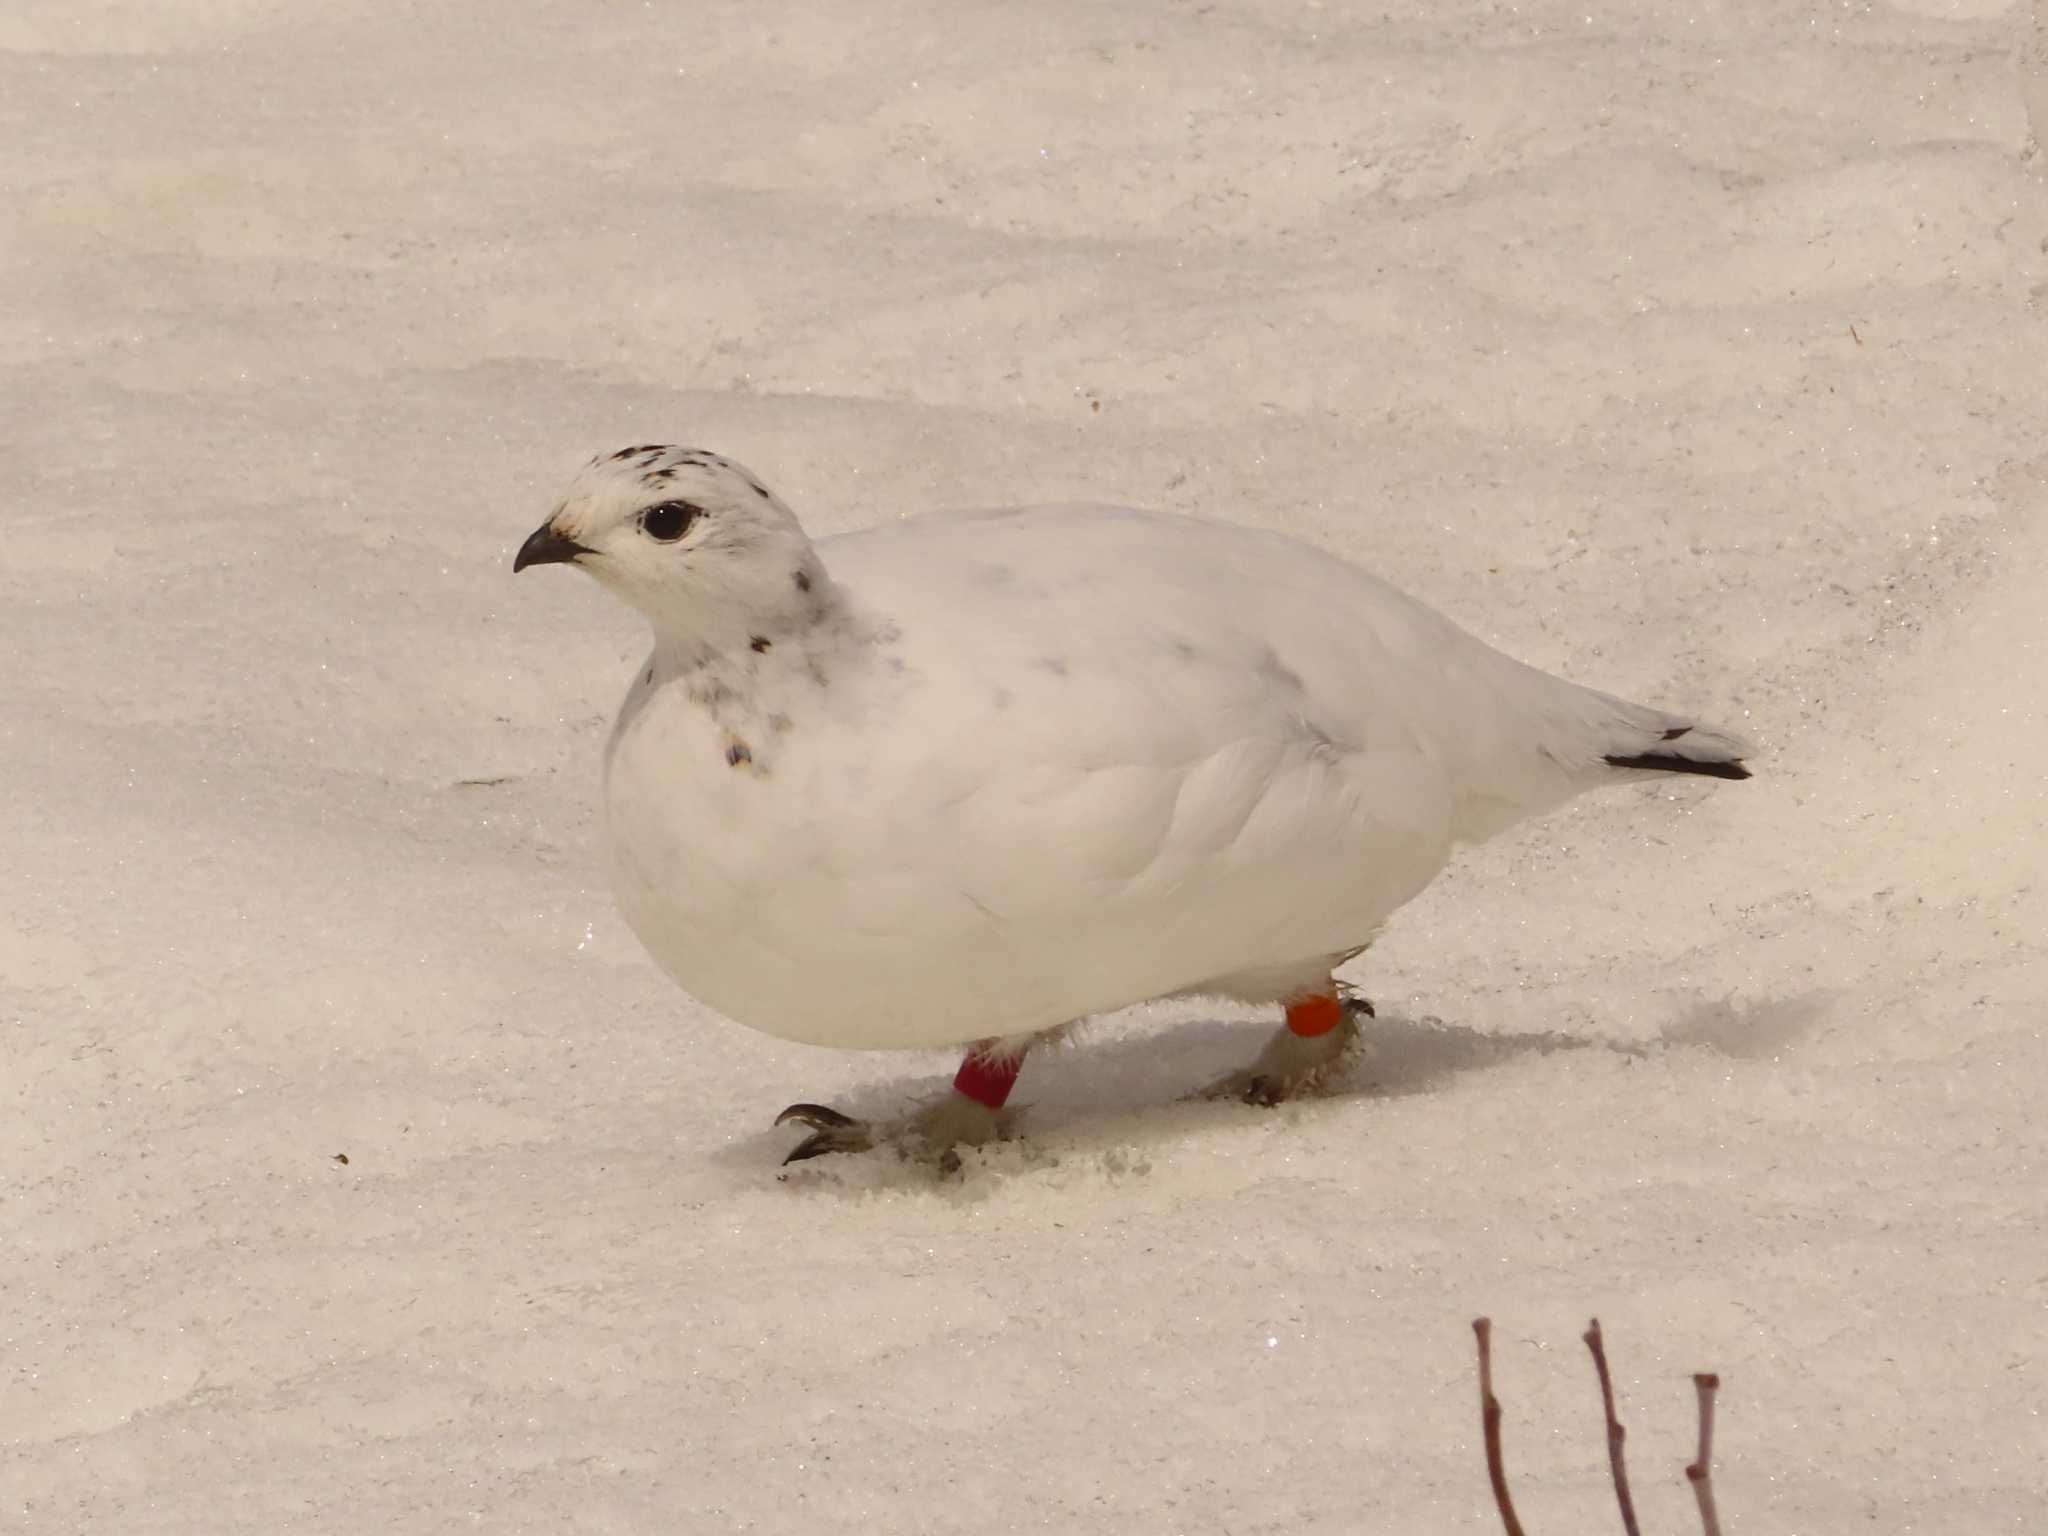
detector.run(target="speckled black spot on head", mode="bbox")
[750,635,771,654]
[610,443,670,462]
[1662,725,1691,741]
[794,569,813,594]
[753,483,773,500]
[726,740,753,768]
[1035,656,1069,677]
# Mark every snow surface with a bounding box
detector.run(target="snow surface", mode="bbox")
[6,1,2046,1531]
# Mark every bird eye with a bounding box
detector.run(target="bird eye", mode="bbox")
[641,500,699,542]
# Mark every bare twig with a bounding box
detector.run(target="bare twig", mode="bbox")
[1472,1318,1527,1536]
[1477,1320,1730,1534]
[1686,1372,1724,1536]
[1583,1319,1641,1536]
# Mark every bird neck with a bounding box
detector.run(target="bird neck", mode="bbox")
[644,550,838,674]
[645,555,851,691]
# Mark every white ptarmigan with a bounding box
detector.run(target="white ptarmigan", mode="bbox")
[515,445,1750,1164]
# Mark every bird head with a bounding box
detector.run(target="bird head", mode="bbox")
[516,446,825,656]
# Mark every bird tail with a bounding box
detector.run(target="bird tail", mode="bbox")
[1445,668,1752,843]
[1599,717,1752,781]
[1512,663,1753,784]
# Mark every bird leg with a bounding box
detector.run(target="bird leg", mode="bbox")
[1201,986,1371,1106]
[776,1038,1027,1168]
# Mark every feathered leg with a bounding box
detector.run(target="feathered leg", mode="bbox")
[1201,984,1372,1106]
[776,1030,1045,1167]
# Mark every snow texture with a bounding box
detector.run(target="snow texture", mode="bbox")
[5,2,2046,1531]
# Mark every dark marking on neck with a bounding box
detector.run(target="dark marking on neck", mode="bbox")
[794,568,813,594]
[750,635,772,654]
[726,739,753,768]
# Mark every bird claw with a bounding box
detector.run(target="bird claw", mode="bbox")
[1240,1074,1288,1108]
[774,1102,859,1132]
[1197,1069,1289,1107]
[782,1130,871,1163]
[774,1094,1007,1168]
[775,1103,875,1163]
[1196,1000,1369,1107]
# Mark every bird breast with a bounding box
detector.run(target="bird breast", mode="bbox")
[598,619,1455,1050]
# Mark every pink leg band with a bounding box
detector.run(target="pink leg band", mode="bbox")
[953,1050,1022,1109]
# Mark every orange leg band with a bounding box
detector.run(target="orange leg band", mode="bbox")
[1285,993,1345,1038]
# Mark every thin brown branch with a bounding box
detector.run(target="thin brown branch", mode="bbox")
[1685,1371,1724,1536]
[1472,1317,1528,1536]
[1582,1319,1641,1536]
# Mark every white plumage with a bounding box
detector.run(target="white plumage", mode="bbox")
[516,445,1749,1159]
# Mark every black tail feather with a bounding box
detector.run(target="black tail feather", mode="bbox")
[1603,752,1751,781]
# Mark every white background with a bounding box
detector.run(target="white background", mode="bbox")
[6,1,2045,1530]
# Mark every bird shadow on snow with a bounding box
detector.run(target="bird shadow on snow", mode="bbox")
[726,992,1828,1192]
[1655,989,1833,1059]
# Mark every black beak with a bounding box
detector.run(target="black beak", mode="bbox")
[513,521,592,573]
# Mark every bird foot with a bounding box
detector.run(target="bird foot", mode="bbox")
[776,1092,1010,1172]
[774,1102,875,1161]
[1199,997,1370,1106]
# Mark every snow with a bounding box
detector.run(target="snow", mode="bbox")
[5,1,2045,1530]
